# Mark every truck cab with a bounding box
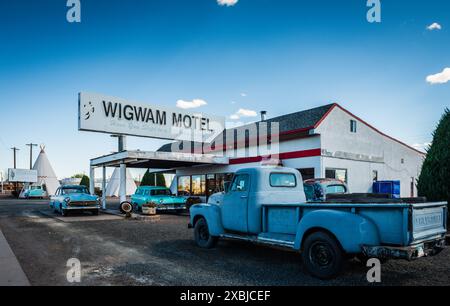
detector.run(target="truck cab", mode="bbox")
[189,167,447,279]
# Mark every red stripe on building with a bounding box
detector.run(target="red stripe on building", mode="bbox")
[229,148,321,165]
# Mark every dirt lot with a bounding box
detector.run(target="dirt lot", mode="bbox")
[0,198,449,286]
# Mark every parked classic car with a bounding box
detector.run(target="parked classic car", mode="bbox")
[131,186,187,212]
[189,167,447,279]
[24,184,47,199]
[50,185,100,216]
[303,178,349,201]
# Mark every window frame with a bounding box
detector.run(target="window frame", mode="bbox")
[269,172,297,188]
[350,119,357,133]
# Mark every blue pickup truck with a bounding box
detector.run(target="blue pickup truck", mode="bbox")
[189,167,447,279]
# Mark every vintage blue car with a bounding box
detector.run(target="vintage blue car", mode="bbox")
[24,185,47,199]
[303,178,349,201]
[50,185,100,216]
[131,186,187,212]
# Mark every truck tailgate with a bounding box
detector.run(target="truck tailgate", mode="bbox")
[411,202,447,243]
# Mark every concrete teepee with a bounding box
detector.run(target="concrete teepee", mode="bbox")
[32,145,60,196]
[105,168,137,197]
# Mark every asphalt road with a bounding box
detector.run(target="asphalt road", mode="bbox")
[0,198,449,286]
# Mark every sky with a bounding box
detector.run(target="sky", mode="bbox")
[0,0,449,180]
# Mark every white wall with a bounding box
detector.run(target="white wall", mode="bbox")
[317,107,425,197]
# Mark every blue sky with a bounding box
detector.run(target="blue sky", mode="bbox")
[0,0,449,179]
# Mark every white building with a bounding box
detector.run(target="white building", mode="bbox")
[157,103,425,198]
[90,103,425,204]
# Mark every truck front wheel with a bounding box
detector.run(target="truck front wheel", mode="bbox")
[194,218,218,249]
[302,231,344,279]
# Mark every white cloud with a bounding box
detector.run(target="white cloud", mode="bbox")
[217,0,238,6]
[412,142,431,152]
[229,108,257,120]
[176,99,207,109]
[427,22,442,31]
[426,68,450,85]
[240,93,247,97]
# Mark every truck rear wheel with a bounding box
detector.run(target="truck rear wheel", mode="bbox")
[302,231,344,279]
[194,218,218,249]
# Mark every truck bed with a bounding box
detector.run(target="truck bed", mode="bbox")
[261,201,447,247]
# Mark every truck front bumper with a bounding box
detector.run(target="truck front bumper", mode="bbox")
[362,239,446,261]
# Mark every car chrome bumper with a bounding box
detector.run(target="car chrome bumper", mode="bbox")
[362,238,446,260]
[66,205,100,210]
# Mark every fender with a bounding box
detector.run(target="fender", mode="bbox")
[190,203,225,237]
[294,209,381,253]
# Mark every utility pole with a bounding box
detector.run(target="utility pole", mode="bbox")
[10,147,20,196]
[11,147,20,169]
[26,143,38,169]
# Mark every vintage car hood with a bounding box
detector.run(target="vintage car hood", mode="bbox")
[67,193,98,202]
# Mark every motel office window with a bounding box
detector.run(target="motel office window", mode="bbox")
[177,173,234,197]
[325,168,348,183]
[350,120,357,133]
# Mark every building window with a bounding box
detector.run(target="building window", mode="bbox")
[191,175,206,196]
[298,168,315,180]
[177,176,191,196]
[350,120,357,133]
[325,168,348,183]
[372,170,378,182]
[401,158,405,164]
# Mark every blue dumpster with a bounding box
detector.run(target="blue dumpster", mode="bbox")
[372,181,401,199]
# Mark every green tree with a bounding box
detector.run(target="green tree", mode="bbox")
[71,173,84,179]
[141,170,166,187]
[417,108,450,221]
[79,175,90,189]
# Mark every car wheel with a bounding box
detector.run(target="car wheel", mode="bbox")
[60,205,69,217]
[301,231,344,280]
[92,209,99,216]
[119,201,133,214]
[194,218,218,249]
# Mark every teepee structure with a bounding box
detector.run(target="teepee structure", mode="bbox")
[32,145,60,196]
[105,167,137,197]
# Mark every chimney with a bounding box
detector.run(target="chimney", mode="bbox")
[260,111,267,121]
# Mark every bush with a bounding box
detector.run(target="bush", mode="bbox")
[79,175,90,189]
[141,170,166,187]
[417,108,450,224]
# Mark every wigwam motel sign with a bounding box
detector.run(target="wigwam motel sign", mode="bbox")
[78,92,225,142]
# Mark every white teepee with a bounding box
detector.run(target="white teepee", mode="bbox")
[32,145,60,196]
[105,168,137,197]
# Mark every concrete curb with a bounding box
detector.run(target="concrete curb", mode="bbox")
[0,230,30,286]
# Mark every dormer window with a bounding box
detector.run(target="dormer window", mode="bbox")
[350,120,357,133]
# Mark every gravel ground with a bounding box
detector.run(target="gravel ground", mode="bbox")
[0,198,449,286]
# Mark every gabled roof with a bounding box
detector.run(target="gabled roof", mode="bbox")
[158,104,334,153]
[158,102,424,156]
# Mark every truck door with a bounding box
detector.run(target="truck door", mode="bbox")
[221,174,250,233]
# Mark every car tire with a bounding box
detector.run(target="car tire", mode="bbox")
[92,209,99,216]
[194,218,218,249]
[61,205,69,217]
[119,201,133,214]
[301,231,344,280]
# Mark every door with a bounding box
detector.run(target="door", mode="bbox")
[221,174,250,233]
